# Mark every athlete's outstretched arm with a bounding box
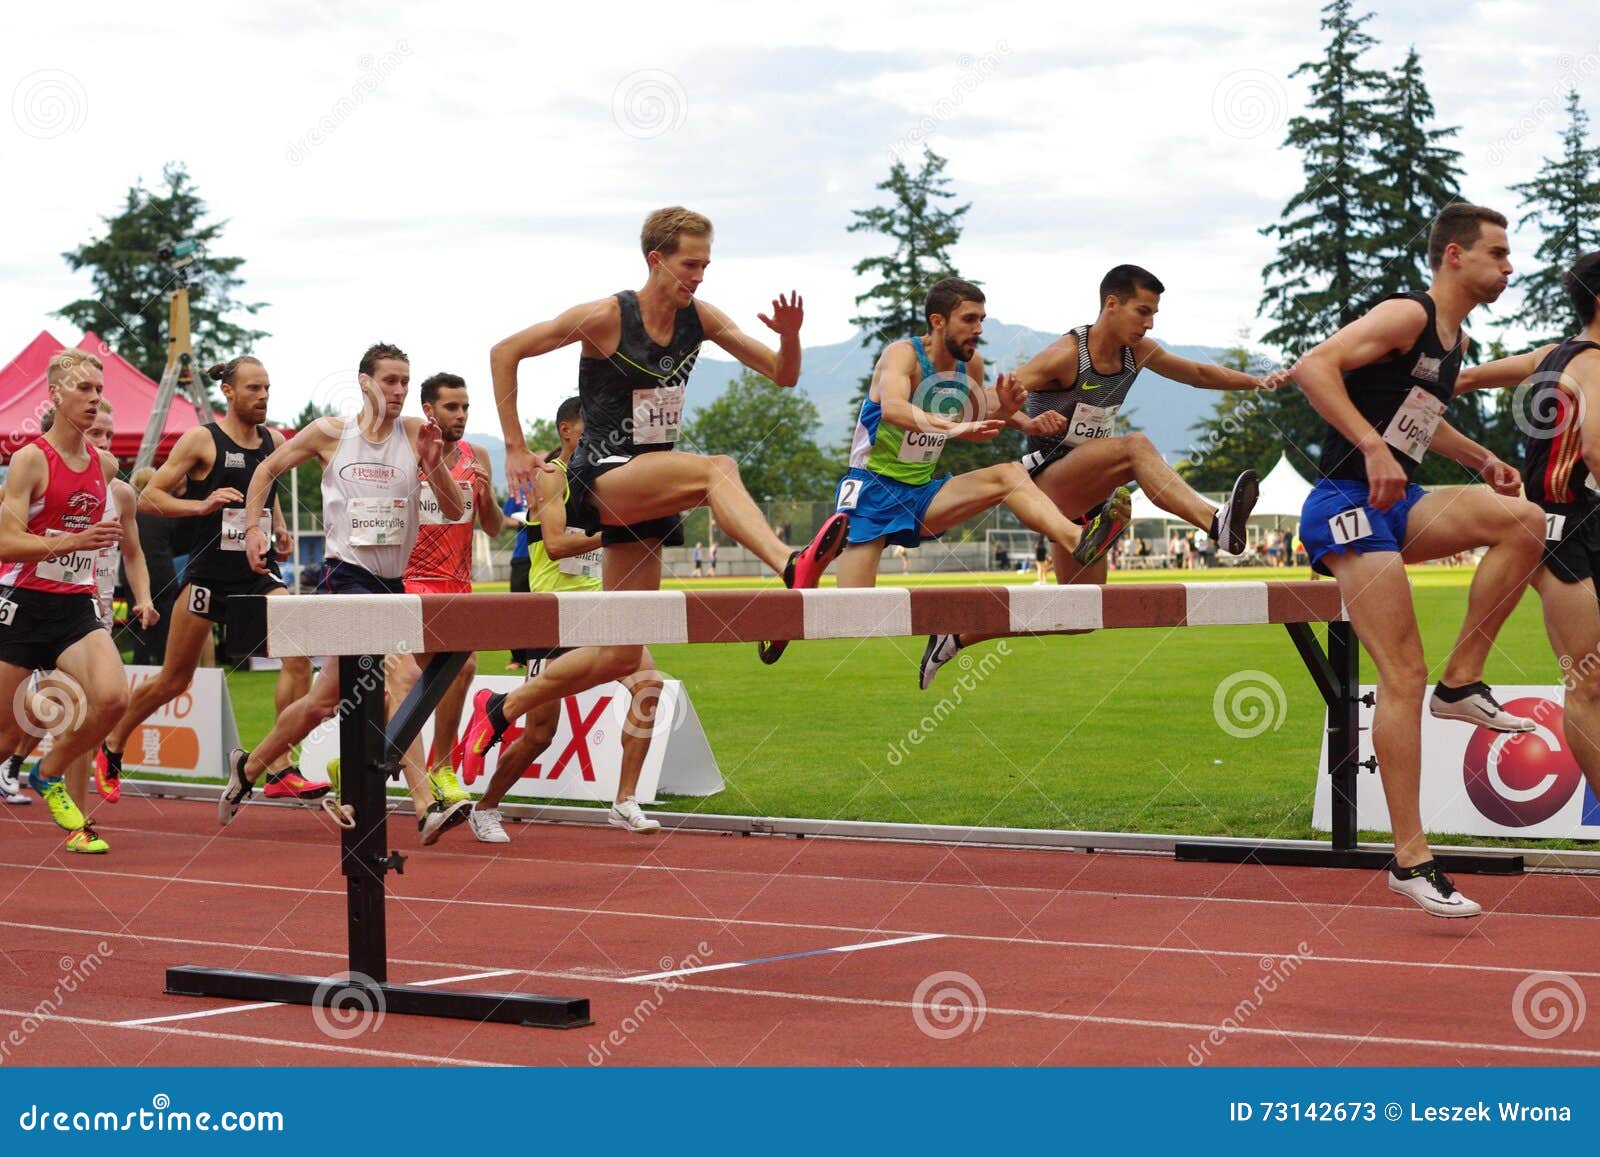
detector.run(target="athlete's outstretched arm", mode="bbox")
[874,343,1003,441]
[1001,335,1073,436]
[697,294,802,387]
[491,300,608,497]
[1430,421,1521,494]
[243,421,337,573]
[1454,343,1559,395]
[1137,340,1271,390]
[1291,298,1429,510]
[139,426,222,518]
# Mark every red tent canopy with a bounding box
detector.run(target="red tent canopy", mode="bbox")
[0,331,218,464]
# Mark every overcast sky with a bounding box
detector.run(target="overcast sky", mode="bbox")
[4,0,1598,433]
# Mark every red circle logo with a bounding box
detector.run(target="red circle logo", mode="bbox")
[1461,697,1583,827]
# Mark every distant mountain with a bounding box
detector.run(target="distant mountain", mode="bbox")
[680,320,1232,461]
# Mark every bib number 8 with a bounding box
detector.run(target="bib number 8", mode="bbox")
[837,477,863,512]
[187,585,212,616]
[1328,507,1373,546]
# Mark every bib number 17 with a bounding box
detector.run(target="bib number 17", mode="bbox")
[1329,507,1373,546]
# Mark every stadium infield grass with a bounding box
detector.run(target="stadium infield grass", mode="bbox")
[221,566,1584,848]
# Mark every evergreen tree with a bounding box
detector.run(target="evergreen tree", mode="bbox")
[1367,46,1464,301]
[1509,90,1600,343]
[55,162,268,392]
[1258,0,1389,356]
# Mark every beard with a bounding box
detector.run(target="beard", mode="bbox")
[944,335,975,363]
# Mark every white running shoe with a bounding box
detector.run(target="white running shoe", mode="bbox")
[468,805,511,844]
[608,798,661,834]
[219,748,253,826]
[919,633,963,691]
[1388,861,1482,918]
[1215,469,1260,554]
[1428,682,1535,732]
[0,757,29,805]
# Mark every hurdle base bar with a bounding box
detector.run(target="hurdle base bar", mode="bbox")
[1171,843,1525,875]
[164,966,592,1029]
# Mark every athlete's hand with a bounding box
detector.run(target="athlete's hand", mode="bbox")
[1025,411,1068,437]
[1362,445,1408,511]
[993,373,1025,416]
[504,444,552,504]
[758,292,804,338]
[200,487,245,515]
[470,456,494,502]
[950,419,1007,442]
[70,522,124,553]
[417,420,445,471]
[244,524,271,574]
[273,526,293,560]
[132,602,160,629]
[1481,455,1522,496]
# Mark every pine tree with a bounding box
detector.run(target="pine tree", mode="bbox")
[1509,91,1600,343]
[55,162,268,391]
[1258,0,1389,357]
[1367,46,1464,301]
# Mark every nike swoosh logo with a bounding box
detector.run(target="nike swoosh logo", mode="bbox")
[1079,382,1101,391]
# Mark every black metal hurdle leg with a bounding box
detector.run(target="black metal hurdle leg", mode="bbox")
[167,649,592,1028]
[1175,620,1522,875]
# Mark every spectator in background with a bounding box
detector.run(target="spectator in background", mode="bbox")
[707,536,718,577]
[129,466,176,665]
[691,542,704,577]
[1034,533,1049,584]
[1169,531,1184,569]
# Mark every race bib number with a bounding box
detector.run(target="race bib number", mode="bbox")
[349,497,410,547]
[898,429,947,464]
[94,547,120,586]
[419,482,474,526]
[632,384,685,446]
[35,530,96,588]
[1546,513,1566,542]
[837,477,863,512]
[0,595,15,627]
[558,538,604,580]
[220,507,273,552]
[187,584,213,616]
[1065,401,1119,446]
[1328,507,1373,546]
[1381,386,1445,463]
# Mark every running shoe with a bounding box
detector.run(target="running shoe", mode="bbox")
[468,805,511,844]
[93,743,123,804]
[325,758,341,793]
[65,822,109,855]
[263,768,332,801]
[758,513,851,664]
[427,763,470,805]
[919,633,964,691]
[0,756,29,805]
[1388,861,1481,918]
[457,689,508,784]
[1428,682,1536,732]
[219,748,254,826]
[30,770,85,832]
[418,798,473,845]
[1071,486,1132,566]
[607,798,661,834]
[1214,469,1260,555]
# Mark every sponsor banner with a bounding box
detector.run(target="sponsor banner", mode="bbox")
[1314,685,1600,838]
[300,675,722,803]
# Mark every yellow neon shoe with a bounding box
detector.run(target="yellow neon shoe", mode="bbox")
[65,823,109,854]
[427,763,469,805]
[35,776,86,832]
[325,758,340,794]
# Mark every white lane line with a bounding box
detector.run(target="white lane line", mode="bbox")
[114,968,518,1026]
[626,933,944,983]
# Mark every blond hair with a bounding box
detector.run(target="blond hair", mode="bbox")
[640,206,712,260]
[47,349,104,388]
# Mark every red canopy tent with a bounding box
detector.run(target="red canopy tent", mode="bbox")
[0,331,218,464]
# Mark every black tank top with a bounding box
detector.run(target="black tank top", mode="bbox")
[574,290,704,469]
[1023,325,1140,458]
[1318,292,1463,483]
[186,422,281,580]
[1523,339,1600,512]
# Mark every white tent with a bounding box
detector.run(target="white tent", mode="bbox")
[1253,452,1315,518]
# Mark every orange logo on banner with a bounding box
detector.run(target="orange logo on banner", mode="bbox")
[130,725,201,771]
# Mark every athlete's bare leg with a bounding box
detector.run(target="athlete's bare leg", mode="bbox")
[1532,567,1600,796]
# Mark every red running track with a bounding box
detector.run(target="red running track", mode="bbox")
[1,796,1596,1067]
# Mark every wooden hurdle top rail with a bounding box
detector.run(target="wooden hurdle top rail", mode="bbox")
[233,582,1345,658]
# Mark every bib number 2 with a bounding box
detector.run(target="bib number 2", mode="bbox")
[837,477,863,512]
[1328,507,1373,546]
